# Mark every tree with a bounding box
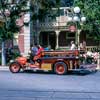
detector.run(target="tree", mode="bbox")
[0,0,28,65]
[30,0,61,44]
[30,0,61,21]
[74,0,100,40]
[0,0,61,65]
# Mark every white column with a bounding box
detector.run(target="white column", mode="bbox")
[76,29,81,49]
[1,41,6,65]
[24,25,30,56]
[23,12,30,56]
[97,52,100,70]
[55,31,60,49]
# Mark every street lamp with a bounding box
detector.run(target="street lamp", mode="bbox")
[68,6,86,49]
[73,6,80,14]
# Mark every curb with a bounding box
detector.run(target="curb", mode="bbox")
[0,66,9,71]
[0,65,100,71]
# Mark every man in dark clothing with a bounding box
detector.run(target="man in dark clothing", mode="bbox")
[30,44,38,63]
[31,45,38,56]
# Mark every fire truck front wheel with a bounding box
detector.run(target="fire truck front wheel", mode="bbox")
[9,62,21,73]
[54,62,68,75]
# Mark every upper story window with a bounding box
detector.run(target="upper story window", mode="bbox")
[65,8,73,17]
[59,9,64,16]
[8,0,19,4]
[60,0,74,7]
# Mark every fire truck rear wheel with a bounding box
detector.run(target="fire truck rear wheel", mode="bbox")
[54,62,68,75]
[9,62,21,73]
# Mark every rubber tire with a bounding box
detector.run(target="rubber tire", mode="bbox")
[54,62,67,75]
[9,62,21,73]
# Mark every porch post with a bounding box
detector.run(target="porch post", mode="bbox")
[55,31,60,49]
[77,29,81,49]
[97,52,100,70]
[37,31,40,45]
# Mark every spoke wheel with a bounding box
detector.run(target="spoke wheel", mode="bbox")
[9,62,21,73]
[54,62,67,75]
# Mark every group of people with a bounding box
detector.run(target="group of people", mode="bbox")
[29,41,86,63]
[29,40,86,57]
[70,40,86,50]
[29,44,43,56]
[28,44,44,63]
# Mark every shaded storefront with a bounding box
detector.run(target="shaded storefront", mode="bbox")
[39,31,76,49]
[39,32,56,50]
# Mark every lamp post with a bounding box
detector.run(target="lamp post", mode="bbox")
[0,16,6,65]
[68,6,86,49]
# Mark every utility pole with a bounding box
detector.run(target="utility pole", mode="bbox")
[0,16,6,65]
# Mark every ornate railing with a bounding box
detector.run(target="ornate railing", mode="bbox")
[33,16,69,31]
[86,46,100,52]
[33,21,69,31]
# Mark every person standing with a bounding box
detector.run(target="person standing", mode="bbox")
[82,40,86,50]
[29,44,38,63]
[70,41,76,50]
[31,44,38,56]
[80,42,84,50]
[37,45,44,55]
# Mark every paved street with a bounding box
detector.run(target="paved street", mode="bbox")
[0,69,100,100]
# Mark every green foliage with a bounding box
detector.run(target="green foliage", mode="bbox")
[31,0,61,21]
[74,0,100,40]
[0,0,28,41]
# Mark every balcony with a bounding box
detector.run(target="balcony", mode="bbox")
[33,16,70,31]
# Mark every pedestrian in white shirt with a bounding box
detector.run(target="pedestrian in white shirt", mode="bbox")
[70,41,76,50]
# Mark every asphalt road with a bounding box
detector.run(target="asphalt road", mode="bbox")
[0,70,100,100]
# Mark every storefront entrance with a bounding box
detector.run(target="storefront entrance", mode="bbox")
[39,32,56,50]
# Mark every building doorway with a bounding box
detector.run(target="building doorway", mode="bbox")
[59,31,75,47]
[39,31,56,50]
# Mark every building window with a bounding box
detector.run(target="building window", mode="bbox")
[8,0,15,3]
[59,31,75,46]
[86,34,99,46]
[66,32,75,46]
[59,9,64,16]
[59,31,67,46]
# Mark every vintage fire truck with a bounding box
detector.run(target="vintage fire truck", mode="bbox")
[9,50,97,75]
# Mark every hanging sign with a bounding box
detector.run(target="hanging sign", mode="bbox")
[69,25,76,32]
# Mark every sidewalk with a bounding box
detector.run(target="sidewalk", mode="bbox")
[0,66,9,71]
[0,65,100,71]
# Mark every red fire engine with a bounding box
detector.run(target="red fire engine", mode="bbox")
[9,50,97,75]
